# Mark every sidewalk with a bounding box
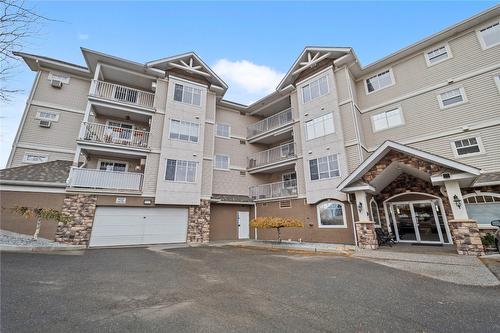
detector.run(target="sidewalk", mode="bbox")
[209,240,355,255]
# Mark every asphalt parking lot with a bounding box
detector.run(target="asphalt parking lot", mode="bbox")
[1,246,499,333]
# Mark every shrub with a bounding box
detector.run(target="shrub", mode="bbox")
[481,233,496,247]
[250,216,304,242]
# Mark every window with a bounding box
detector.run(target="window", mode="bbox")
[452,137,484,157]
[365,69,394,94]
[371,108,404,132]
[477,21,500,49]
[173,83,202,106]
[302,75,329,103]
[317,200,347,228]
[215,123,230,138]
[464,193,500,226]
[495,75,500,93]
[98,160,127,172]
[282,172,296,182]
[437,87,467,109]
[305,113,335,140]
[165,159,197,182]
[370,198,381,227]
[425,45,451,66]
[169,119,199,143]
[23,153,48,164]
[214,155,229,170]
[309,154,340,181]
[36,111,59,122]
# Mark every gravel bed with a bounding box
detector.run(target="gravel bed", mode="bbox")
[0,230,76,248]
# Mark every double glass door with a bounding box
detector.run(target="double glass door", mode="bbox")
[389,200,449,244]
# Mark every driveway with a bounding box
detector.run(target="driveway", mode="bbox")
[1,247,499,333]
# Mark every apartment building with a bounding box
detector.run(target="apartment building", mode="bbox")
[1,6,499,254]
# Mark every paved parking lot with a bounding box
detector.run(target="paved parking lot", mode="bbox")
[1,246,499,332]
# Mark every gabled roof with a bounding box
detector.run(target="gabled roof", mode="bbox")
[12,51,91,77]
[146,52,228,91]
[337,141,481,192]
[0,160,73,187]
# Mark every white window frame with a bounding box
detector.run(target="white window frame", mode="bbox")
[316,200,347,229]
[495,74,500,93]
[173,83,202,106]
[165,159,198,183]
[369,198,382,227]
[215,123,231,139]
[476,20,500,50]
[305,112,335,141]
[364,68,395,95]
[437,87,467,109]
[35,111,60,122]
[424,43,453,67]
[308,154,341,181]
[214,154,230,171]
[169,119,200,143]
[370,107,405,133]
[301,75,329,104]
[450,136,485,158]
[97,159,129,172]
[22,152,49,164]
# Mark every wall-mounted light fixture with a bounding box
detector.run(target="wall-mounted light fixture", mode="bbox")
[453,195,462,209]
[357,202,363,213]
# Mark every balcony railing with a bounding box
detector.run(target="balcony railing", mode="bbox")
[247,142,296,169]
[247,108,293,138]
[67,167,143,191]
[249,180,298,200]
[79,122,150,149]
[90,80,155,109]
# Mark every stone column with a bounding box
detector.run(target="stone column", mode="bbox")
[187,199,210,244]
[448,219,485,256]
[355,221,379,250]
[56,194,97,246]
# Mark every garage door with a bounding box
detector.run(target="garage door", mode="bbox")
[89,207,188,247]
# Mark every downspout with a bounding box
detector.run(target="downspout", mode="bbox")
[347,193,358,247]
[253,202,258,240]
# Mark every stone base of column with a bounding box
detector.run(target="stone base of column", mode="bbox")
[448,219,485,256]
[355,221,379,250]
[56,194,97,246]
[187,199,210,244]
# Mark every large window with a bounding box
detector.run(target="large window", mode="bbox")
[437,87,467,109]
[452,137,484,157]
[309,154,340,181]
[98,160,127,172]
[215,123,230,138]
[477,21,500,49]
[464,193,500,226]
[317,200,347,228]
[165,159,197,182]
[305,113,335,140]
[365,69,394,94]
[370,198,381,227]
[214,155,230,170]
[173,83,202,106]
[302,75,329,103]
[425,45,451,66]
[169,119,199,143]
[371,108,404,132]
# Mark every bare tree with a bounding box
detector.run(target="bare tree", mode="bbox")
[0,0,50,101]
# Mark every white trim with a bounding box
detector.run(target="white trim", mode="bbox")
[35,110,60,122]
[450,136,486,158]
[169,74,208,89]
[370,106,405,133]
[169,118,200,144]
[495,74,500,93]
[476,19,500,50]
[363,68,395,95]
[369,198,382,227]
[16,143,75,154]
[437,86,468,110]
[316,200,348,229]
[22,152,49,164]
[424,43,453,67]
[0,185,66,193]
[97,159,129,172]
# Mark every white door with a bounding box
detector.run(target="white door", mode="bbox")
[89,207,188,247]
[237,211,249,239]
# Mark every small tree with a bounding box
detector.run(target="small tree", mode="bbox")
[13,206,72,240]
[250,216,304,242]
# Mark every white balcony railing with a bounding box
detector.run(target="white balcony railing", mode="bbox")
[247,142,296,169]
[247,108,293,138]
[67,167,143,191]
[79,122,150,149]
[90,80,155,109]
[249,180,298,200]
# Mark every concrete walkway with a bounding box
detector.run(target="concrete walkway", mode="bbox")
[210,240,355,254]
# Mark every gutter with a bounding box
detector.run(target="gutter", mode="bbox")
[0,180,66,188]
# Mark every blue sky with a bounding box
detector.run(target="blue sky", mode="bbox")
[1,1,496,167]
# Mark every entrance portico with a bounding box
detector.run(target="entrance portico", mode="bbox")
[338,141,485,255]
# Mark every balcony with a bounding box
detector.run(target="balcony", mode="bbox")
[247,108,293,142]
[247,142,296,172]
[90,80,155,109]
[249,180,298,200]
[67,167,143,191]
[79,122,150,150]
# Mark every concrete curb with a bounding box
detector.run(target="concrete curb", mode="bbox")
[0,245,86,253]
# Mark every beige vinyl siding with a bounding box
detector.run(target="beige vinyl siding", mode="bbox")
[360,69,500,146]
[345,145,361,173]
[148,113,165,150]
[334,68,350,102]
[153,79,168,112]
[409,125,500,172]
[212,170,270,196]
[339,103,357,142]
[33,71,90,111]
[142,153,160,195]
[203,123,215,156]
[10,148,74,167]
[18,105,82,150]
[201,159,213,197]
[356,26,500,109]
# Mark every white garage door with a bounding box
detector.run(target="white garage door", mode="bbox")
[89,207,188,247]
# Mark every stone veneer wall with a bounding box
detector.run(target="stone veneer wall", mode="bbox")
[448,220,485,256]
[355,221,378,249]
[187,199,210,244]
[56,194,97,245]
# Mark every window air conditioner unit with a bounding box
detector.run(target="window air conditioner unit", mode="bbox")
[51,79,63,88]
[39,120,52,128]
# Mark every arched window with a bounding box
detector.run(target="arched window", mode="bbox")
[316,200,347,228]
[369,198,381,227]
[463,192,500,226]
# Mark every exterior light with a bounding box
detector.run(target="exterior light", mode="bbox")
[357,202,363,213]
[453,195,462,209]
